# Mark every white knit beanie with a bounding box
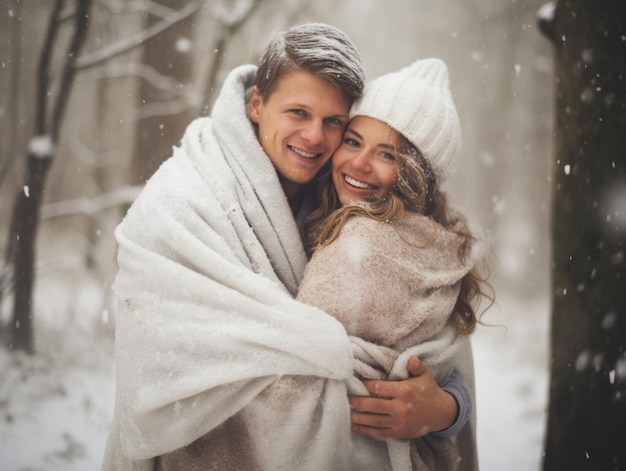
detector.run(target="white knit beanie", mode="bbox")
[350,58,462,181]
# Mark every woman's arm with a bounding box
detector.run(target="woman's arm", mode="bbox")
[431,367,472,438]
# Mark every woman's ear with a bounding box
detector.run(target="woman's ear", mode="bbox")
[248,86,262,124]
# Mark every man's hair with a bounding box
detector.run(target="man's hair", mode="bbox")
[255,23,365,107]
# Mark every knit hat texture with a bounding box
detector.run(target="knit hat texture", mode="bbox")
[350,58,461,181]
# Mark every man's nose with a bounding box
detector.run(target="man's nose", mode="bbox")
[301,120,324,145]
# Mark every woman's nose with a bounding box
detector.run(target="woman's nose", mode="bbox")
[349,151,372,172]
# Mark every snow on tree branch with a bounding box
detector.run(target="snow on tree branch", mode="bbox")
[41,186,144,220]
[136,97,199,120]
[202,0,265,112]
[537,1,556,22]
[98,0,177,21]
[216,0,264,28]
[537,2,557,43]
[79,62,201,101]
[74,0,204,71]
[28,135,54,159]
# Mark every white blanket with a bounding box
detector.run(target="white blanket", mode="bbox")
[103,65,356,471]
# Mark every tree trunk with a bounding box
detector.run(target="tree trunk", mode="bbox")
[131,0,197,184]
[541,1,626,469]
[10,155,51,352]
[9,0,92,352]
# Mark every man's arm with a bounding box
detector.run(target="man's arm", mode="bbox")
[348,356,469,439]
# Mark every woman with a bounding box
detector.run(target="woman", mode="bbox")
[297,58,492,470]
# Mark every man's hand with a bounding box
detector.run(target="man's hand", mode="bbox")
[348,356,458,439]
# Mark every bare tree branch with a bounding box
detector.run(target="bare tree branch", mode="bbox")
[136,96,198,120]
[201,0,265,113]
[283,0,314,25]
[0,0,24,189]
[79,62,201,100]
[74,0,204,71]
[51,0,92,141]
[37,0,65,135]
[41,185,144,219]
[96,0,177,20]
[66,126,130,167]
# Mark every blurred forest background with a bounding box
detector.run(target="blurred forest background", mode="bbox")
[0,0,555,469]
[0,0,554,303]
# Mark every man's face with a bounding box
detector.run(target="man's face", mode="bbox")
[249,70,349,198]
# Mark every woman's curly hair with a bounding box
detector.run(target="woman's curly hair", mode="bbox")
[303,128,493,335]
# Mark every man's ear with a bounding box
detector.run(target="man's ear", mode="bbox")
[249,86,262,124]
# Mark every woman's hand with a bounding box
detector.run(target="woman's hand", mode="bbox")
[348,356,458,439]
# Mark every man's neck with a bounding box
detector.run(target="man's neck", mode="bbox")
[279,177,304,216]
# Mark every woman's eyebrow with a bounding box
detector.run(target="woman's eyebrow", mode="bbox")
[344,127,363,139]
[345,127,396,151]
[377,142,395,151]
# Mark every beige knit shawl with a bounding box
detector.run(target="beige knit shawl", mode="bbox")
[297,211,484,471]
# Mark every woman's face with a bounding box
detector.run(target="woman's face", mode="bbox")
[332,116,399,206]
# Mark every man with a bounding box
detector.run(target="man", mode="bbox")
[103,23,475,470]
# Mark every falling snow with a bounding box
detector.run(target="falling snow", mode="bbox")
[175,37,192,53]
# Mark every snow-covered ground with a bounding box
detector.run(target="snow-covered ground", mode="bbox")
[0,275,549,471]
[474,294,549,470]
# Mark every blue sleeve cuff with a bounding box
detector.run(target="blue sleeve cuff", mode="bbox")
[430,368,472,439]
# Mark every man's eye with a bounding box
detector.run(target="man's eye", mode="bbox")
[325,117,343,126]
[290,109,305,116]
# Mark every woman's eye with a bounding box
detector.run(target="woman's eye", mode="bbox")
[382,152,396,161]
[344,138,360,147]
